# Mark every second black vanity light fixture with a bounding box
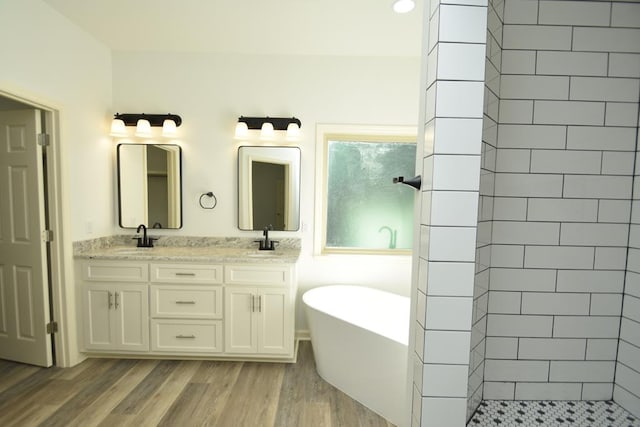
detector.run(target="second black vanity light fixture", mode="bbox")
[234,116,302,140]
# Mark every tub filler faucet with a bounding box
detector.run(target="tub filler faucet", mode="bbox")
[379,226,397,249]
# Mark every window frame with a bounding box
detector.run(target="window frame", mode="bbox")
[314,124,417,255]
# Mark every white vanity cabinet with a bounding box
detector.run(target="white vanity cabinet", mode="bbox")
[149,263,224,354]
[81,261,149,352]
[224,264,295,356]
[79,258,296,360]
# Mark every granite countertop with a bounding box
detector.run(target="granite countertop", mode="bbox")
[73,235,301,264]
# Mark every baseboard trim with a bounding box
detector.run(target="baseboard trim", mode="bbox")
[296,329,311,341]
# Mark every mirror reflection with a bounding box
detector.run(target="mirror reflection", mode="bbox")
[238,146,300,231]
[117,143,182,229]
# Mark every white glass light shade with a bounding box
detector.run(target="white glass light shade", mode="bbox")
[260,122,275,139]
[135,119,152,137]
[393,0,415,13]
[110,118,127,137]
[286,122,300,139]
[235,121,249,139]
[162,119,177,137]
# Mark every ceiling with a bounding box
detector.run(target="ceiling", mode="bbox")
[43,0,424,57]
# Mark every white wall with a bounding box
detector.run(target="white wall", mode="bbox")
[112,51,420,328]
[0,0,113,241]
[0,0,112,365]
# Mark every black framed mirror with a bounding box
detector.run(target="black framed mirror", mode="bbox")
[117,143,182,229]
[238,146,300,231]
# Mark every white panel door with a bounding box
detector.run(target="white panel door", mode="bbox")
[0,109,52,366]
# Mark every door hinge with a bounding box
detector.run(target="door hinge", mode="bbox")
[46,321,58,334]
[42,229,54,242]
[37,133,50,147]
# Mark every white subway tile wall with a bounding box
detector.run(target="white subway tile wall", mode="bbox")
[478,0,640,421]
[417,0,639,424]
[620,82,640,413]
[414,0,490,424]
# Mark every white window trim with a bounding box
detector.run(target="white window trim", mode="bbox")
[314,123,417,256]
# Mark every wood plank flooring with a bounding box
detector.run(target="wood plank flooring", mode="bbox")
[0,341,395,427]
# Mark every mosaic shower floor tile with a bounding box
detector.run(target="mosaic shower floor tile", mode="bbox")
[468,400,640,426]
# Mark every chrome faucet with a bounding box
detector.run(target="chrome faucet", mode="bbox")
[255,225,277,250]
[379,226,397,249]
[134,224,156,248]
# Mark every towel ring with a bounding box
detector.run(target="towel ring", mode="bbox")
[199,192,217,209]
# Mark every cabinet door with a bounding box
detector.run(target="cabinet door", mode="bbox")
[257,288,292,355]
[113,284,149,351]
[83,284,115,350]
[83,283,149,352]
[224,287,257,353]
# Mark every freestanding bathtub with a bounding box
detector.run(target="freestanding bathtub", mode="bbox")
[302,285,410,426]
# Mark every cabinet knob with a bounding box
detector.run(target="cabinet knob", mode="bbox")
[176,334,196,339]
[175,300,196,305]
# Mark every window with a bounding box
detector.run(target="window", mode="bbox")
[315,124,417,254]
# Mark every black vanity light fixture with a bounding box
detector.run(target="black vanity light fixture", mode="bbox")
[110,113,182,138]
[234,116,302,140]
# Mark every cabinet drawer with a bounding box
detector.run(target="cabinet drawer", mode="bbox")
[150,263,223,284]
[150,285,222,319]
[83,261,148,282]
[150,319,222,353]
[224,264,291,286]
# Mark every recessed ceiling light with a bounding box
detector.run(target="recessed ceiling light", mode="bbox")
[393,0,415,13]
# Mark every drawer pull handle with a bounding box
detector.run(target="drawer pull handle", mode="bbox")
[176,334,196,339]
[175,272,196,276]
[175,300,196,305]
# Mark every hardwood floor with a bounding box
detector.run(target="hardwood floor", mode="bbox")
[0,341,395,427]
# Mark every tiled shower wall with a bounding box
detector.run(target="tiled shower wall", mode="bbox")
[412,0,487,425]
[616,115,640,411]
[467,0,503,420]
[482,0,640,416]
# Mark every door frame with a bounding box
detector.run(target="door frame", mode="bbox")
[0,88,71,367]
